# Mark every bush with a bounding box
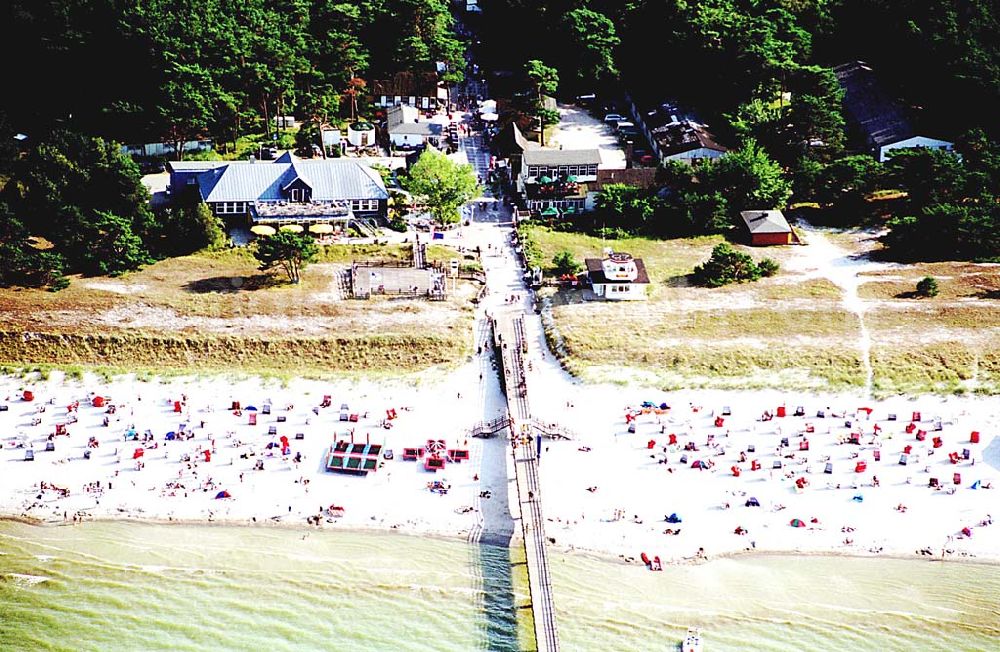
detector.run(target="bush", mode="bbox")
[551,250,582,276]
[387,216,408,232]
[916,276,939,297]
[758,258,780,277]
[693,242,777,287]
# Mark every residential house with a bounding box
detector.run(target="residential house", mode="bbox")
[518,148,602,213]
[740,210,795,246]
[372,72,447,110]
[166,152,389,228]
[585,251,650,300]
[386,105,443,149]
[834,61,954,162]
[627,98,728,165]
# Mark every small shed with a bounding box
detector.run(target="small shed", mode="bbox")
[740,210,794,246]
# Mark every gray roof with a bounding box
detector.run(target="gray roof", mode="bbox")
[740,210,791,234]
[389,122,442,137]
[176,157,388,203]
[834,61,914,147]
[652,120,727,156]
[522,148,602,166]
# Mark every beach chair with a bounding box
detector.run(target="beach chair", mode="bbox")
[824,462,833,474]
[24,449,34,461]
[873,450,881,462]
[262,404,271,415]
[339,411,348,422]
[294,433,304,440]
[816,410,825,418]
[45,441,55,452]
[962,448,971,460]
[887,413,897,421]
[929,477,939,488]
[721,406,731,416]
[268,425,277,436]
[747,444,755,453]
[953,473,961,485]
[970,431,980,444]
[83,450,91,460]
[780,437,789,447]
[0,404,7,411]
[912,411,921,422]
[773,460,783,469]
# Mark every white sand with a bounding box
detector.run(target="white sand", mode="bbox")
[2,221,998,566]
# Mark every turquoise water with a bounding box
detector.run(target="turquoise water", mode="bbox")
[1,522,998,651]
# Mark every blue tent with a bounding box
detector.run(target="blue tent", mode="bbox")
[666,513,682,524]
[215,490,231,499]
[745,497,760,507]
[245,405,258,411]
[165,432,176,441]
[852,494,864,502]
[970,480,981,489]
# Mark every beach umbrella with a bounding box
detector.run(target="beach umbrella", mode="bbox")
[540,206,560,217]
[309,223,334,234]
[245,405,258,411]
[250,225,276,236]
[279,224,304,233]
[538,175,553,184]
[790,518,806,528]
[566,175,579,183]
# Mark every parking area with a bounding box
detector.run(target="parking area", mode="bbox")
[548,105,627,169]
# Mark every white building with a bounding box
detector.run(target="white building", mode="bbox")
[834,61,954,162]
[585,251,650,301]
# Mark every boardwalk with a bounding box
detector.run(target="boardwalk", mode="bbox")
[493,314,560,652]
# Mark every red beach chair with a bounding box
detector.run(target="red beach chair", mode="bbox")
[970,431,980,444]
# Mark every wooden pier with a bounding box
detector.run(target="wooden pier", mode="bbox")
[493,313,560,652]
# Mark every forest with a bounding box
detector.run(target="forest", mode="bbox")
[1,0,998,290]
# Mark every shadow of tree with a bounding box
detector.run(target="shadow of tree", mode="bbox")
[664,273,695,288]
[183,275,278,293]
[973,289,1000,300]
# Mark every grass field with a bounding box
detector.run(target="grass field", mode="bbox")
[0,244,476,377]
[527,224,1000,395]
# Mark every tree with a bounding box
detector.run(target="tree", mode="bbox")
[916,276,939,297]
[253,232,318,283]
[0,201,66,288]
[595,184,655,234]
[559,9,619,90]
[403,149,479,224]
[8,130,154,274]
[813,155,882,212]
[153,200,226,256]
[525,60,559,146]
[551,250,582,276]
[295,121,322,158]
[704,139,792,217]
[693,242,777,287]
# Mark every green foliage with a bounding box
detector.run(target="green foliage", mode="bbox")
[551,250,582,276]
[252,232,319,284]
[387,216,408,232]
[916,276,939,297]
[154,202,226,256]
[558,9,619,90]
[0,202,66,289]
[595,184,656,232]
[403,149,479,224]
[525,59,559,145]
[703,140,792,216]
[693,242,778,287]
[294,122,322,157]
[5,130,153,277]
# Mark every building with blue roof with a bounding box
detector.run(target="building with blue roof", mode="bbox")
[166,153,389,226]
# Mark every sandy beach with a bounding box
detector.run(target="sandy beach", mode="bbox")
[2,363,997,566]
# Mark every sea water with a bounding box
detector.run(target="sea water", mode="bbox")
[1,522,997,651]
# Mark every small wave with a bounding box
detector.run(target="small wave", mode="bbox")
[4,573,50,587]
[34,555,55,562]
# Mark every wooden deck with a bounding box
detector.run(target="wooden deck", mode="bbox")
[493,314,560,652]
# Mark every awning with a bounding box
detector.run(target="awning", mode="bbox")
[250,225,276,236]
[538,176,553,184]
[540,206,560,217]
[309,223,334,234]
[566,175,579,182]
[279,224,304,233]
[480,112,499,121]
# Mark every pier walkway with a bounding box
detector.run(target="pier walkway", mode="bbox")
[492,313,560,652]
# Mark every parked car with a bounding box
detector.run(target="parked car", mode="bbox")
[603,113,624,124]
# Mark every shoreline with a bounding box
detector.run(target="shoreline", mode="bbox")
[4,512,999,570]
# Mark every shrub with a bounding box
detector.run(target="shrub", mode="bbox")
[551,250,582,275]
[758,257,780,277]
[693,242,777,287]
[916,276,939,297]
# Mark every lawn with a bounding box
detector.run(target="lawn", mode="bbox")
[528,225,1000,395]
[0,243,476,377]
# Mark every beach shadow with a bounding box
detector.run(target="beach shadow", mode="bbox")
[183,275,277,293]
